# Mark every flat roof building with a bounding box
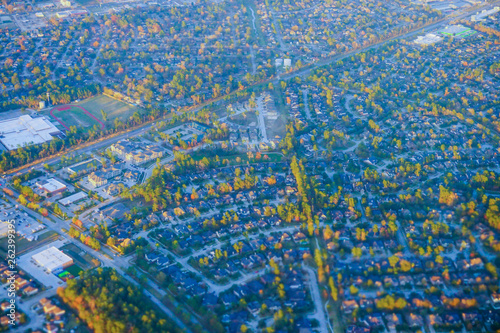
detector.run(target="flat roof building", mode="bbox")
[414,33,443,45]
[36,178,67,195]
[0,115,61,151]
[31,246,73,273]
[59,192,87,206]
[439,25,475,38]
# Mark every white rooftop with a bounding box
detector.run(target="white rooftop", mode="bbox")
[414,33,443,45]
[0,115,61,150]
[59,191,87,206]
[38,178,67,193]
[31,246,73,273]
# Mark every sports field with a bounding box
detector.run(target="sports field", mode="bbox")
[47,94,144,132]
[77,95,142,124]
[50,105,105,131]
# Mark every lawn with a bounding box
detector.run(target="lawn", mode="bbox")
[60,243,100,270]
[65,264,84,277]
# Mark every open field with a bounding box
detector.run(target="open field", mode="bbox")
[76,95,144,124]
[45,94,144,132]
[50,105,104,131]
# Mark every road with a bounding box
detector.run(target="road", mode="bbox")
[10,288,58,333]
[256,95,269,142]
[91,29,108,74]
[145,223,297,295]
[303,265,332,333]
[302,89,312,120]
[276,0,500,83]
[4,3,500,331]
[4,1,497,180]
[142,153,175,184]
[5,194,193,333]
[2,118,156,177]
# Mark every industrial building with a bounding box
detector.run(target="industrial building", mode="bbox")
[0,115,61,151]
[31,247,73,273]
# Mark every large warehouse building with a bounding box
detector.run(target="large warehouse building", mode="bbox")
[0,115,61,151]
[31,247,73,273]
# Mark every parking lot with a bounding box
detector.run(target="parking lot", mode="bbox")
[2,207,46,241]
[12,13,47,32]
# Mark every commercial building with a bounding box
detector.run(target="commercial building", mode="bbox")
[59,192,87,206]
[36,178,67,195]
[439,25,475,38]
[110,140,163,165]
[99,203,128,222]
[0,115,61,151]
[414,33,443,45]
[110,140,136,157]
[31,247,73,273]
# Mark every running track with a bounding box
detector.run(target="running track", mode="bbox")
[50,105,105,131]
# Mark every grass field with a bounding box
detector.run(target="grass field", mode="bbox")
[50,106,103,131]
[60,243,100,270]
[46,94,144,132]
[65,264,83,277]
[77,95,143,124]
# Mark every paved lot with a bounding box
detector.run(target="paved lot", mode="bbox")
[2,207,46,241]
